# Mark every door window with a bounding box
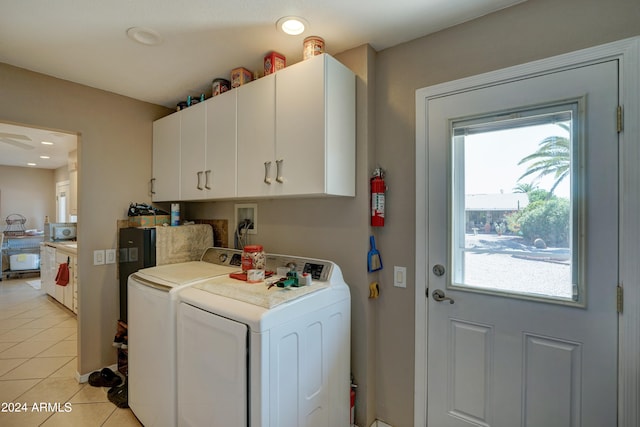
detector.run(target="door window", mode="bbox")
[451,103,582,304]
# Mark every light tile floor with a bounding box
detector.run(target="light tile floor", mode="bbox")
[0,277,141,426]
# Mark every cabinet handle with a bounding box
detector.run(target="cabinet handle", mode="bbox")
[150,178,156,195]
[205,170,211,190]
[276,159,284,183]
[264,162,272,184]
[196,171,203,190]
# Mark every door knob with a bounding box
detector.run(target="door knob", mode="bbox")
[432,264,445,277]
[432,289,454,304]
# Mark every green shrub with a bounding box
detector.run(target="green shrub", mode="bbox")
[507,198,570,247]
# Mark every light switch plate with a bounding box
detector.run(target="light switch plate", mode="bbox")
[93,250,105,265]
[394,266,407,288]
[105,249,116,264]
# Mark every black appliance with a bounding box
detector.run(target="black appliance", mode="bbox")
[118,227,156,322]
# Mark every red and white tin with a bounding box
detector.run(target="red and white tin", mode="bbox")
[264,51,286,75]
[303,36,325,60]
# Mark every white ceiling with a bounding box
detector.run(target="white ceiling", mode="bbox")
[0,0,525,169]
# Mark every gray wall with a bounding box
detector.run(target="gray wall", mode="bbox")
[185,44,381,425]
[0,62,170,375]
[0,165,55,231]
[374,0,639,425]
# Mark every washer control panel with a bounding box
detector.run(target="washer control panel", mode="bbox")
[201,247,333,281]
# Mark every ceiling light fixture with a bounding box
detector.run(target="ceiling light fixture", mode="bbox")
[126,27,163,46]
[41,141,54,145]
[27,162,36,166]
[276,16,308,36]
[40,155,50,159]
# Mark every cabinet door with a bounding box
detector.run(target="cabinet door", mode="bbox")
[43,245,57,297]
[54,251,67,304]
[152,113,181,201]
[180,102,207,200]
[237,74,276,198]
[275,54,327,196]
[205,91,237,198]
[63,260,74,311]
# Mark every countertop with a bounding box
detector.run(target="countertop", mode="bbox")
[42,241,77,255]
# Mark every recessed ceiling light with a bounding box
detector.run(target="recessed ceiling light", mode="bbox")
[276,16,308,36]
[27,162,37,166]
[40,155,50,159]
[127,27,163,46]
[41,141,54,145]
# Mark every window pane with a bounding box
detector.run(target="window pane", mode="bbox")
[451,106,578,302]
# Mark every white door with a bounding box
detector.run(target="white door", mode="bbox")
[426,61,618,426]
[177,302,247,427]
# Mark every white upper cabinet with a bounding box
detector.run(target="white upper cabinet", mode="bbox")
[236,73,276,198]
[152,112,181,202]
[275,54,355,197]
[237,54,355,198]
[152,53,355,202]
[204,90,237,199]
[179,93,237,201]
[179,101,207,200]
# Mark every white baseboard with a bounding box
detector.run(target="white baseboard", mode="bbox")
[75,363,119,383]
[370,420,393,427]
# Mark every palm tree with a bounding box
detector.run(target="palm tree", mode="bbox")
[517,123,570,195]
[513,182,536,194]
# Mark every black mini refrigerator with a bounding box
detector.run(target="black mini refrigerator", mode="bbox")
[118,227,156,322]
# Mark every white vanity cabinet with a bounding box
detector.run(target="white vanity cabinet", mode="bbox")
[152,112,181,202]
[237,54,355,198]
[181,91,237,200]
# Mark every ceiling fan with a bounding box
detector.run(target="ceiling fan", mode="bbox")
[0,132,34,150]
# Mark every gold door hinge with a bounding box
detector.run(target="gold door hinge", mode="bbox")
[617,105,623,133]
[617,284,623,313]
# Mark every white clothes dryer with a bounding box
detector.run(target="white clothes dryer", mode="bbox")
[127,248,242,427]
[176,251,351,427]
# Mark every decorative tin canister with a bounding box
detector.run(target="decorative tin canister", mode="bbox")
[303,36,325,60]
[264,51,286,75]
[231,67,253,88]
[212,78,230,96]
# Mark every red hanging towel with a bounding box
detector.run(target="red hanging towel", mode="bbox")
[55,262,70,286]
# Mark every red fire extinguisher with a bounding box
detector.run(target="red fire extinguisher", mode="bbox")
[371,167,386,227]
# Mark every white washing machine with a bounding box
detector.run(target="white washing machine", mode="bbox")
[176,251,351,427]
[127,247,243,427]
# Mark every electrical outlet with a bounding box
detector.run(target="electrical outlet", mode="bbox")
[93,250,105,265]
[105,249,116,264]
[235,203,258,235]
[394,266,407,288]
